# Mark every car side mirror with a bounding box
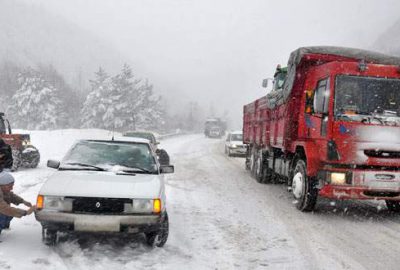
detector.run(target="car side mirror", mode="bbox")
[47,159,60,169]
[160,165,174,174]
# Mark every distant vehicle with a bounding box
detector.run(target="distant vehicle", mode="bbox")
[244,46,400,212]
[225,131,246,157]
[123,131,170,165]
[0,112,40,170]
[204,118,226,138]
[35,137,174,247]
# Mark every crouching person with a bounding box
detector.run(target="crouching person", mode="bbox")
[0,171,35,235]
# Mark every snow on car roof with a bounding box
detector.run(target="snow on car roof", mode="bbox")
[84,137,151,144]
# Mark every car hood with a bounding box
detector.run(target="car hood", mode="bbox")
[39,170,163,199]
[230,141,244,146]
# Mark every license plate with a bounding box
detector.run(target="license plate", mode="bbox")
[74,217,120,232]
[367,181,400,189]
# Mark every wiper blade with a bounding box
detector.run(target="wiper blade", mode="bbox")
[120,166,153,174]
[64,162,106,171]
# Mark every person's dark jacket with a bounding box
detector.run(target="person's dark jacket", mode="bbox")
[0,139,13,170]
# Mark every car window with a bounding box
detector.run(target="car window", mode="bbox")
[231,134,243,141]
[63,141,157,172]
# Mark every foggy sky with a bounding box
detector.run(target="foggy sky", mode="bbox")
[24,0,400,128]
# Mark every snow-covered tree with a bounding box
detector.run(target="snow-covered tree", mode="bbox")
[7,67,66,130]
[81,67,111,128]
[81,64,166,132]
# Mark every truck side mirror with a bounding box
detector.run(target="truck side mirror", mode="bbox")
[262,79,269,88]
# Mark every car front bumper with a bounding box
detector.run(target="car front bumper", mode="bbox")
[228,147,246,155]
[35,210,162,233]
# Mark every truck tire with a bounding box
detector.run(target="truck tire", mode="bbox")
[291,159,318,212]
[261,153,274,184]
[145,212,169,247]
[386,200,400,212]
[254,151,263,183]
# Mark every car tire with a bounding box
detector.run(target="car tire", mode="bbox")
[227,148,232,157]
[386,200,400,212]
[145,212,169,248]
[42,227,58,246]
[291,159,318,212]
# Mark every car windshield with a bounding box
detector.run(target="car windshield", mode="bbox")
[62,140,157,173]
[335,75,400,125]
[231,134,243,141]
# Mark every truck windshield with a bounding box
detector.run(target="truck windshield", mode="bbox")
[334,75,400,125]
[273,69,287,91]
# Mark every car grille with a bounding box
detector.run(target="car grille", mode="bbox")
[68,197,132,214]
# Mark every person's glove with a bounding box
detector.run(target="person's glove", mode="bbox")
[25,205,37,215]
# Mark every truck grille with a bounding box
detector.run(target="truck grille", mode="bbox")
[69,197,132,214]
[364,150,400,158]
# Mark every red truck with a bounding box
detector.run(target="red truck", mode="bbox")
[243,46,400,211]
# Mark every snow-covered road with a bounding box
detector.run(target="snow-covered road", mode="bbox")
[2,130,400,270]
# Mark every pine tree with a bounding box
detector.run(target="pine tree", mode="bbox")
[81,67,111,128]
[7,67,66,130]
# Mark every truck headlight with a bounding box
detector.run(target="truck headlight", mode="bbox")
[329,172,347,185]
[124,199,162,214]
[37,195,73,211]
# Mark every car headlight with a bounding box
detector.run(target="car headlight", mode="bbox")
[231,144,237,148]
[37,195,73,211]
[124,199,161,214]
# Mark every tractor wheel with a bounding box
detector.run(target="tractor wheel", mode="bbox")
[22,146,40,168]
[11,149,21,171]
[157,149,170,166]
[291,159,318,212]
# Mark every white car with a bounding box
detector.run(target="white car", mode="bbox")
[35,137,174,247]
[225,131,246,157]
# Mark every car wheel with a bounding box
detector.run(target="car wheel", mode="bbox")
[291,159,318,212]
[145,212,169,248]
[42,227,58,246]
[227,148,232,157]
[386,200,400,212]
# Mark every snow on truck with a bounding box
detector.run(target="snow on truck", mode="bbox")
[243,46,400,212]
[0,112,40,170]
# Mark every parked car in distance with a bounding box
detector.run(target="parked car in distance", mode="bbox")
[123,131,170,165]
[35,137,174,247]
[225,131,246,157]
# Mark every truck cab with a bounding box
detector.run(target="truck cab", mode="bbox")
[244,46,400,212]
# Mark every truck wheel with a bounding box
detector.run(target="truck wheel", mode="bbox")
[145,212,169,248]
[386,200,400,212]
[42,228,58,246]
[291,159,318,212]
[254,151,264,183]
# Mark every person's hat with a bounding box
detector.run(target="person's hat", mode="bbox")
[0,171,15,185]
